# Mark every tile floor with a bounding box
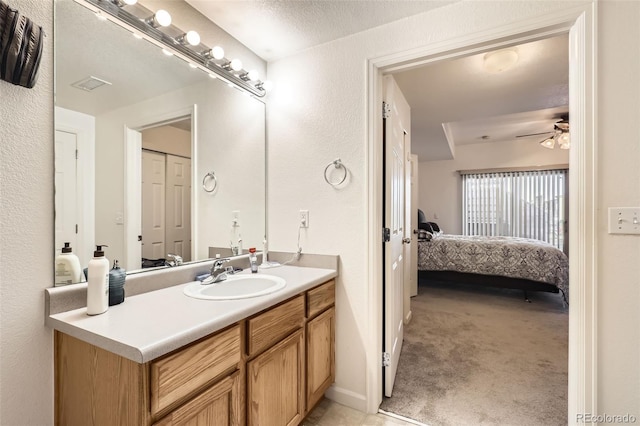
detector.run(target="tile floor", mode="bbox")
[302,398,422,426]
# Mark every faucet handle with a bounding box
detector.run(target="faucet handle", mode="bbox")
[212,257,231,270]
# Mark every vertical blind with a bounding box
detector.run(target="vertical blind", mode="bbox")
[461,169,567,249]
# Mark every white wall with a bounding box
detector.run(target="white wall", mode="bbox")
[267,0,639,418]
[0,1,54,424]
[418,138,570,235]
[596,0,640,416]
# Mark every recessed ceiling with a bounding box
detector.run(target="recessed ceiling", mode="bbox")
[186,0,455,61]
[392,34,569,161]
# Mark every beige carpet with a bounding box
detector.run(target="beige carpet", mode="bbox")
[380,280,568,426]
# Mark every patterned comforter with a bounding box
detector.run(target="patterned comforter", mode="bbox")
[418,234,568,297]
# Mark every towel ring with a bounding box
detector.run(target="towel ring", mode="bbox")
[324,158,347,187]
[202,172,218,193]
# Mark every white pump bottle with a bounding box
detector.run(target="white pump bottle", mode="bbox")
[87,245,109,315]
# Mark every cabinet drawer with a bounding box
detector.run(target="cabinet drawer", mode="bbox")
[306,280,335,318]
[153,371,241,426]
[247,295,305,357]
[150,325,241,416]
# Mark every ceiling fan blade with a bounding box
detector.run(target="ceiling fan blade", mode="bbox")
[516,131,555,138]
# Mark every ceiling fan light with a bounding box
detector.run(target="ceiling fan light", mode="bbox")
[540,137,555,149]
[557,132,571,149]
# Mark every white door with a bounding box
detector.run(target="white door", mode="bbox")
[165,154,191,262]
[383,75,411,397]
[409,154,419,298]
[54,130,78,254]
[141,150,166,260]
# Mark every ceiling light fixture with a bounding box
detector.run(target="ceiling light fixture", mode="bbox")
[81,0,268,97]
[539,119,570,150]
[483,48,519,73]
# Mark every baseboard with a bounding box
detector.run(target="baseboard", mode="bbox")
[324,385,368,413]
[404,310,413,325]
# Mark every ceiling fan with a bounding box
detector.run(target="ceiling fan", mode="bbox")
[516,116,570,149]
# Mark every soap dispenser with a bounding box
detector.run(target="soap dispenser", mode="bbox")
[87,245,109,315]
[108,260,126,306]
[54,242,82,286]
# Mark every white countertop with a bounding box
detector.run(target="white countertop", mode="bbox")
[47,265,337,363]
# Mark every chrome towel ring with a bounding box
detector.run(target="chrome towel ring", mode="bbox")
[324,158,347,187]
[202,172,218,193]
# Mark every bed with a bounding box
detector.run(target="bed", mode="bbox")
[418,233,568,303]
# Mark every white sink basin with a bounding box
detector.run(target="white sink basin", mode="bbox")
[183,274,286,300]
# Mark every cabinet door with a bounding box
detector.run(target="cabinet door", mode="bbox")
[248,330,304,426]
[306,308,335,410]
[154,371,241,426]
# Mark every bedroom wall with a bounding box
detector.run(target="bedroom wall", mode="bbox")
[418,138,570,235]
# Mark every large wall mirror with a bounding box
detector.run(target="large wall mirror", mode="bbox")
[54,0,266,283]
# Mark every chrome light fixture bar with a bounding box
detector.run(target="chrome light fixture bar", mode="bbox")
[78,0,267,97]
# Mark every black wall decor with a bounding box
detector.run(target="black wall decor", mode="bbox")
[0,0,44,89]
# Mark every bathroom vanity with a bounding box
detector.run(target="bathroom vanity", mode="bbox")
[46,265,336,426]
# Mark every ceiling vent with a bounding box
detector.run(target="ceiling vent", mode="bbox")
[71,76,112,92]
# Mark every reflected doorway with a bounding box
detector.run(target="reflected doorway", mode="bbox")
[140,118,192,267]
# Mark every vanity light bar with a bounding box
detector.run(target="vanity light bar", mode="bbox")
[76,0,267,97]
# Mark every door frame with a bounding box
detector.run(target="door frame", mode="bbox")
[365,3,597,420]
[124,105,197,271]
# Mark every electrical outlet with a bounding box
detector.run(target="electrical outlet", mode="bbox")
[232,210,240,227]
[299,210,309,228]
[115,212,124,225]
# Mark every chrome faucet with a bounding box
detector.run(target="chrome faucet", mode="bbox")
[166,254,183,267]
[205,258,231,284]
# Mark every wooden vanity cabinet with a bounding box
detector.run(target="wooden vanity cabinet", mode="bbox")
[305,280,336,411]
[54,279,336,426]
[54,324,242,426]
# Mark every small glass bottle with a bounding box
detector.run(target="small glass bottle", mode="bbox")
[249,247,258,273]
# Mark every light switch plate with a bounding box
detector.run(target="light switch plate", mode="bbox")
[608,207,640,235]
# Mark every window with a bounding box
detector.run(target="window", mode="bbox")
[462,169,567,249]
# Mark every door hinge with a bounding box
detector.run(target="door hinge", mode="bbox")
[382,101,391,119]
[382,352,391,367]
[75,149,78,160]
[75,224,78,234]
[383,227,391,242]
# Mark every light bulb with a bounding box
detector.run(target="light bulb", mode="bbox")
[153,9,172,27]
[184,30,200,46]
[212,46,225,60]
[230,59,243,71]
[247,70,259,81]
